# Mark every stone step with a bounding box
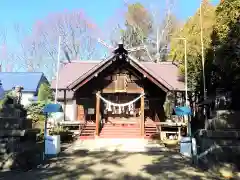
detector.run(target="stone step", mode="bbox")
[103,127,140,130]
[145,129,157,132]
[101,129,140,133]
[102,127,140,129]
[100,132,140,136]
[84,124,96,126]
[145,127,157,129]
[100,133,141,136]
[84,128,95,131]
[0,143,7,148]
[101,131,140,133]
[103,125,140,128]
[81,134,94,137]
[0,153,14,170]
[80,125,95,137]
[72,138,167,152]
[79,136,95,140]
[99,136,143,139]
[0,148,8,154]
[82,129,95,132]
[145,125,157,127]
[145,133,159,136]
[81,133,95,136]
[104,124,139,127]
[85,124,96,127]
[0,138,12,143]
[100,134,141,137]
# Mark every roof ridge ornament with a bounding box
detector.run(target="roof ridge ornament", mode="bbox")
[113,42,128,61]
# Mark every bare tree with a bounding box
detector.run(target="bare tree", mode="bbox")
[104,0,178,62]
[0,27,7,70]
[0,27,17,72]
[12,10,101,78]
[13,23,35,72]
[150,0,178,62]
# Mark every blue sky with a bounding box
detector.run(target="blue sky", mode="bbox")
[1,0,220,26]
[0,0,220,48]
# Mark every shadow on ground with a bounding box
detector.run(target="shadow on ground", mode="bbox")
[0,149,223,180]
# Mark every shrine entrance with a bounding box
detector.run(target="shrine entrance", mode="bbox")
[95,92,145,136]
[100,93,143,123]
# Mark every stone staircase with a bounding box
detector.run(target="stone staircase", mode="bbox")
[72,138,168,152]
[79,123,96,140]
[144,123,159,139]
[99,123,141,138]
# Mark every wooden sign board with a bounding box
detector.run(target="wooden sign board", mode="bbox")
[87,108,95,115]
[144,100,149,110]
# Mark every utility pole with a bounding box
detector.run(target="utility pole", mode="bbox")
[184,39,188,106]
[54,36,61,104]
[200,0,209,130]
[200,0,207,100]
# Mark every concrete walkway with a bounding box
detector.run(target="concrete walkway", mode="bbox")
[0,151,221,180]
[0,139,226,179]
[72,138,168,152]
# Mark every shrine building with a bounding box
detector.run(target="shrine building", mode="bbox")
[51,43,187,139]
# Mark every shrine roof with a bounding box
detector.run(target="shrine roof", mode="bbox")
[51,58,185,92]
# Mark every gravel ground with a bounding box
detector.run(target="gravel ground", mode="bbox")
[0,150,223,180]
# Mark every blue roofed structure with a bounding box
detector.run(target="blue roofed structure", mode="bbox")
[173,106,192,116]
[0,72,48,94]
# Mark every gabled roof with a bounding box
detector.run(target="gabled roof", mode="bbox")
[51,60,103,90]
[0,72,45,92]
[51,58,185,92]
[142,62,184,92]
[67,55,116,90]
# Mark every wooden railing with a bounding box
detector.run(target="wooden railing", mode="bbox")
[79,122,86,135]
[154,114,160,122]
[154,114,161,132]
[59,121,85,135]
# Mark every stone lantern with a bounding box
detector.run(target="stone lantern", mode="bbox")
[12,85,24,104]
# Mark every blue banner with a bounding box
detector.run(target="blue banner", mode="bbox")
[174,106,192,116]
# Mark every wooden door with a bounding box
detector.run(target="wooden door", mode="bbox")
[77,105,85,121]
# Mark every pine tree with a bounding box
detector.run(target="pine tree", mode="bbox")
[38,83,53,102]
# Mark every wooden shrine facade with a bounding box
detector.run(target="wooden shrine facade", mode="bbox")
[52,44,186,137]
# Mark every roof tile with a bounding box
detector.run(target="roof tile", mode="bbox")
[0,72,44,92]
[51,60,185,91]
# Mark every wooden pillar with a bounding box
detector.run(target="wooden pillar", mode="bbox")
[140,94,145,136]
[63,90,67,121]
[178,127,181,140]
[95,92,100,136]
[73,99,77,121]
[159,124,162,140]
[155,111,162,140]
[174,91,177,106]
[183,91,186,106]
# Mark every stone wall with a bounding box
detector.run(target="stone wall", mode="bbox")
[208,110,240,129]
[0,118,32,130]
[195,129,240,171]
[0,118,40,171]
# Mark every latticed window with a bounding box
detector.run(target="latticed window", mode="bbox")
[114,74,127,92]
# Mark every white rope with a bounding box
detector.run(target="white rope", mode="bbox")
[96,93,144,107]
